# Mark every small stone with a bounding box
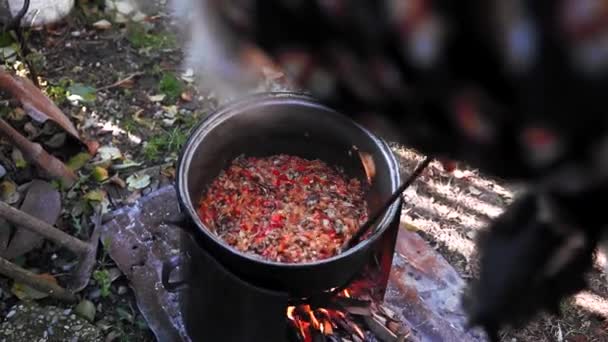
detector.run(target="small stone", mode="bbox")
[114,13,128,23]
[0,164,6,179]
[88,288,101,300]
[115,1,134,15]
[71,325,82,331]
[131,11,147,22]
[6,310,15,319]
[117,286,128,295]
[70,314,76,320]
[63,309,72,316]
[74,300,95,322]
[92,19,112,30]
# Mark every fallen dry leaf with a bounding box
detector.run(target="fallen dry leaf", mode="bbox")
[0,68,97,155]
[11,273,58,300]
[109,174,126,188]
[180,91,193,102]
[148,94,166,102]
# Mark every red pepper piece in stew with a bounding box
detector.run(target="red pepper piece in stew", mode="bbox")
[197,154,368,263]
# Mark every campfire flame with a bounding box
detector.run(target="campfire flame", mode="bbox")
[287,288,368,341]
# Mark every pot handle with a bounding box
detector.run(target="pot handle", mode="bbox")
[161,255,188,292]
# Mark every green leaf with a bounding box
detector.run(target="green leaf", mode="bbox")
[116,307,134,323]
[126,174,150,191]
[91,166,109,182]
[111,159,142,170]
[93,269,111,298]
[67,152,92,171]
[97,146,123,161]
[84,189,106,202]
[11,149,27,169]
[0,31,15,47]
[67,83,97,103]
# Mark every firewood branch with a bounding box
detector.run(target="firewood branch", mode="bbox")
[0,256,76,302]
[0,201,90,255]
[0,118,76,187]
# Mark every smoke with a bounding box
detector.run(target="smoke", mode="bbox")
[167,0,268,103]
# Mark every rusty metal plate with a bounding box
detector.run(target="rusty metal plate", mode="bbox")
[100,186,191,342]
[384,228,487,342]
[101,185,485,342]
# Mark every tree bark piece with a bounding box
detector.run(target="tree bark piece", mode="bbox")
[0,256,76,302]
[0,118,77,187]
[0,201,89,254]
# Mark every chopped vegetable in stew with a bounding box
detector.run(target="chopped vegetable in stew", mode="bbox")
[198,154,369,263]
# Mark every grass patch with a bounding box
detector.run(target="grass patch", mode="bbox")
[143,127,188,161]
[127,23,176,51]
[93,269,112,298]
[158,72,183,103]
[46,78,72,104]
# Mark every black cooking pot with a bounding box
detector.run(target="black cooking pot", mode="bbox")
[175,92,401,297]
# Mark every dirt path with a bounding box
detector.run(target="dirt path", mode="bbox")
[393,147,608,342]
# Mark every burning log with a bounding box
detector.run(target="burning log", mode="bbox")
[310,296,373,316]
[287,317,305,342]
[311,327,327,342]
[287,285,411,342]
[376,305,397,321]
[336,317,366,340]
[362,316,398,342]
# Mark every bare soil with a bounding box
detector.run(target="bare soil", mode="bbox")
[393,147,608,342]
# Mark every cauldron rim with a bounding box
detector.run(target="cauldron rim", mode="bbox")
[176,91,402,268]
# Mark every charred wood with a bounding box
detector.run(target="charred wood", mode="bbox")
[362,316,398,342]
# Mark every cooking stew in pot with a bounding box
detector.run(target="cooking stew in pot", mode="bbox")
[197,154,369,263]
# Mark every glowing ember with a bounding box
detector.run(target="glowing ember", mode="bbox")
[322,320,333,335]
[286,288,372,341]
[304,305,320,329]
[352,322,366,339]
[287,306,296,320]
